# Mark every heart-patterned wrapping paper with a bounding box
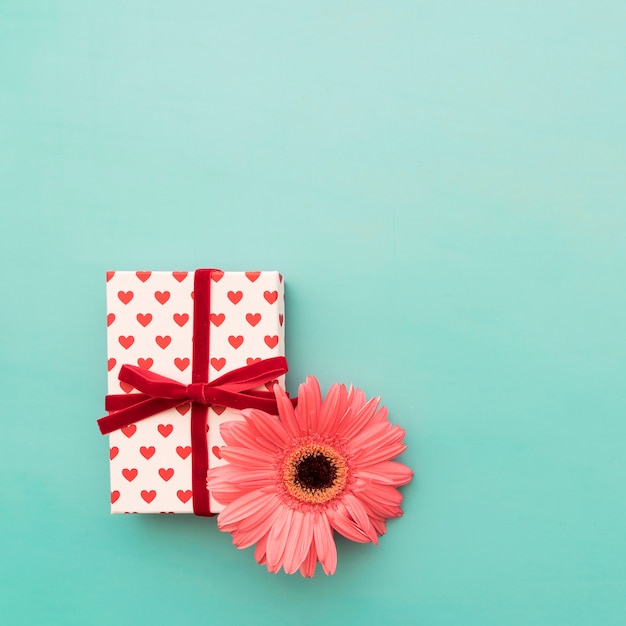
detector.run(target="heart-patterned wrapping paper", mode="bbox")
[105,270,285,513]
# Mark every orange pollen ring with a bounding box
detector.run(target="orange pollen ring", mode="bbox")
[282,442,348,505]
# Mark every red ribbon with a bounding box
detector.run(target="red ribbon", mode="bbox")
[99,269,289,517]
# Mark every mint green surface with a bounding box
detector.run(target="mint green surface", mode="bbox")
[1,2,625,624]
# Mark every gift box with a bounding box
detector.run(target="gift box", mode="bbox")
[100,269,286,514]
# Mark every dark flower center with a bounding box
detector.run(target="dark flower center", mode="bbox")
[294,452,337,491]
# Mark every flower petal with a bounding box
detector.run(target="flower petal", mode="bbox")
[219,445,275,470]
[342,493,378,544]
[327,506,371,543]
[313,513,337,575]
[337,396,380,440]
[318,383,349,434]
[274,384,302,438]
[217,489,276,529]
[356,461,414,486]
[295,376,323,434]
[220,418,278,455]
[351,424,407,465]
[282,509,307,574]
[240,408,290,449]
[266,505,293,571]
[299,538,318,578]
[254,533,268,566]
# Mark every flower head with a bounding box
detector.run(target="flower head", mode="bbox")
[207,377,413,577]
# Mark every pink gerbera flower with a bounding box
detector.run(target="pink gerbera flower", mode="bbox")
[207,377,413,577]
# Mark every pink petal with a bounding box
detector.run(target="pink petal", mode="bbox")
[346,384,367,412]
[356,461,414,486]
[254,533,268,566]
[353,440,407,466]
[219,419,277,455]
[327,506,371,544]
[266,505,293,571]
[297,509,315,566]
[217,489,275,529]
[313,513,337,575]
[337,396,380,439]
[240,409,290,449]
[219,445,275,470]
[299,539,318,578]
[282,509,307,574]
[295,376,323,434]
[230,497,284,550]
[208,466,273,492]
[355,485,404,520]
[342,493,378,544]
[371,517,387,536]
[350,421,405,452]
[318,383,349,434]
[274,384,302,438]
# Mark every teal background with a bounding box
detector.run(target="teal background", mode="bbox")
[1,2,625,624]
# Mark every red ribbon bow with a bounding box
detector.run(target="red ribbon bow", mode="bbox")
[98,356,289,435]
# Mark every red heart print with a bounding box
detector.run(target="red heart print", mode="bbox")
[210,357,226,371]
[121,424,136,438]
[154,291,170,304]
[136,313,152,327]
[122,468,138,482]
[136,271,151,282]
[227,291,243,304]
[140,446,155,459]
[120,381,134,394]
[213,405,226,416]
[118,291,134,305]
[246,313,261,327]
[228,335,244,349]
[106,271,115,282]
[175,403,190,416]
[279,314,284,327]
[211,270,224,282]
[111,490,120,503]
[245,271,260,282]
[155,335,171,349]
[118,335,134,349]
[246,357,261,365]
[263,290,278,304]
[279,273,283,283]
[264,379,278,391]
[107,313,115,327]
[177,490,193,503]
[137,357,153,370]
[176,446,192,459]
[264,335,279,349]
[159,468,174,481]
[211,446,222,459]
[141,490,156,503]
[174,357,190,371]
[172,271,188,282]
[173,313,189,327]
[158,424,173,438]
[210,313,225,326]
[108,358,117,371]
[110,446,119,460]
